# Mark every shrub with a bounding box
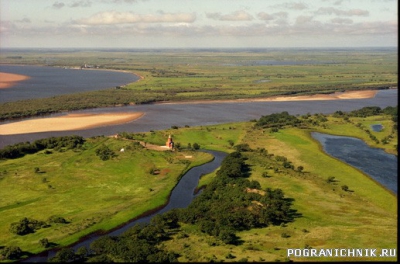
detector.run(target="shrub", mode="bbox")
[95,145,116,161]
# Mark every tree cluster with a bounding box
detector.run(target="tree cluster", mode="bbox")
[49,213,180,263]
[0,135,85,159]
[95,144,116,161]
[255,111,301,129]
[9,217,48,236]
[0,246,23,260]
[9,216,68,236]
[177,151,295,244]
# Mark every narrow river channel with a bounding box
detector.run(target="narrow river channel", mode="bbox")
[311,132,397,194]
[21,150,227,263]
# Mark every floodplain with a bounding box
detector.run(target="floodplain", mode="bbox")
[0,109,397,262]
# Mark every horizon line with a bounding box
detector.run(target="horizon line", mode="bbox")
[1,46,397,50]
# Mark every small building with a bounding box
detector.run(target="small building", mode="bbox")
[166,135,174,149]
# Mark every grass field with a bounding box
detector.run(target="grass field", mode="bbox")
[0,136,213,255]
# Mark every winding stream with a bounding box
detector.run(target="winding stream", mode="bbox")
[22,150,227,262]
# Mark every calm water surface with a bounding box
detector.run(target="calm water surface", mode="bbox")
[371,124,383,132]
[311,132,397,194]
[0,65,139,103]
[0,89,397,148]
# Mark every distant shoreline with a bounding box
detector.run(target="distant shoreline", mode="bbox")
[156,89,380,105]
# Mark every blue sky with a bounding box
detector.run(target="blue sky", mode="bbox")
[0,0,397,48]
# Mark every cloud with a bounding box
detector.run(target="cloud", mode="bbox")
[331,17,353,24]
[282,2,308,10]
[108,0,139,3]
[52,1,65,9]
[76,11,196,25]
[316,7,369,16]
[70,0,92,7]
[206,10,254,21]
[257,12,288,21]
[16,18,32,23]
[295,16,315,25]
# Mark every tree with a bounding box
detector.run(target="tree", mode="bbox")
[76,246,88,260]
[39,238,50,248]
[0,246,22,260]
[192,143,200,150]
[48,248,76,263]
[297,166,304,173]
[95,144,116,161]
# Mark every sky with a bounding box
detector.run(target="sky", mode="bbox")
[0,0,398,48]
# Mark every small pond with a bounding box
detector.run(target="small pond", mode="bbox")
[371,124,383,132]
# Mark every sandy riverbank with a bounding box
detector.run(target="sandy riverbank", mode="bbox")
[0,112,144,135]
[158,90,379,105]
[0,72,30,89]
[0,89,386,135]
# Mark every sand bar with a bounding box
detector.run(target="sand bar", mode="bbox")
[159,90,378,105]
[0,72,31,89]
[0,112,144,135]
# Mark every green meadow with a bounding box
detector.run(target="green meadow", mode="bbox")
[0,136,213,255]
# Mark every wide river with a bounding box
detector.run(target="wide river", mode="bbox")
[0,89,397,148]
[0,65,140,103]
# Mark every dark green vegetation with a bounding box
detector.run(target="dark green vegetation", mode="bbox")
[0,135,85,159]
[1,106,396,262]
[0,48,397,120]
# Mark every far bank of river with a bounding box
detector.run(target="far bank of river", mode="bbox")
[312,132,397,194]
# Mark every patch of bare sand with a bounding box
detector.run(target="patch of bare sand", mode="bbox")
[0,72,31,89]
[158,90,379,105]
[0,112,144,135]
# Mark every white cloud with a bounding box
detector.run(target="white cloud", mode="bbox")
[281,2,308,10]
[331,17,353,24]
[257,12,288,21]
[316,7,369,16]
[16,18,32,23]
[76,11,197,25]
[70,0,92,8]
[52,1,65,9]
[295,16,315,25]
[206,10,254,21]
